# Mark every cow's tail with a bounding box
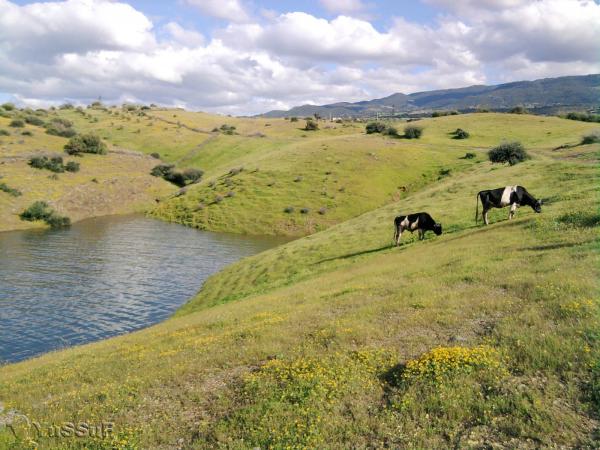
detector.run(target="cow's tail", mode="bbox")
[475,192,480,224]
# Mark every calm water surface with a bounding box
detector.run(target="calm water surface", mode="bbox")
[0,215,286,363]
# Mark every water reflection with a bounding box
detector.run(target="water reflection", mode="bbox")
[0,215,287,363]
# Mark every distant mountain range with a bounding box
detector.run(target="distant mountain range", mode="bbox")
[260,74,600,118]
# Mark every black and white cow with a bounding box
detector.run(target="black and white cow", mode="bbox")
[394,212,442,246]
[476,185,542,225]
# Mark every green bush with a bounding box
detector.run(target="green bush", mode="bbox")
[45,118,76,137]
[580,131,600,145]
[463,152,476,159]
[1,102,15,111]
[19,201,70,228]
[452,128,470,139]
[365,122,387,134]
[0,182,21,197]
[59,103,74,110]
[290,117,299,122]
[404,125,423,139]
[28,156,65,173]
[432,110,459,117]
[20,201,52,221]
[488,141,530,165]
[509,106,528,114]
[220,124,237,135]
[304,119,319,131]
[65,161,80,172]
[0,129,9,136]
[151,164,203,187]
[45,214,71,228]
[64,133,107,155]
[382,126,399,137]
[9,119,25,128]
[565,112,600,123]
[25,115,45,126]
[150,152,160,159]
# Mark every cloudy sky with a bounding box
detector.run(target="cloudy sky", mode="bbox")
[1,0,599,115]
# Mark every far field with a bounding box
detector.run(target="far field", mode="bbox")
[0,110,598,448]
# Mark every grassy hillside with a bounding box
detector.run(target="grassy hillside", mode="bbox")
[149,113,597,236]
[0,115,173,231]
[41,108,597,236]
[1,123,598,449]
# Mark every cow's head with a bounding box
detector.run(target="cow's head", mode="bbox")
[533,199,542,213]
[433,223,443,235]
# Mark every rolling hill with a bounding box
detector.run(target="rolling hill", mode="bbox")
[261,74,600,118]
[0,112,598,448]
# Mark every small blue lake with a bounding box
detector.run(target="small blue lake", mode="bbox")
[0,215,286,363]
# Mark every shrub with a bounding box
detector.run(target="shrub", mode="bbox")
[151,164,203,187]
[0,129,9,136]
[25,115,45,126]
[451,128,469,139]
[565,112,600,123]
[65,161,80,172]
[284,206,294,213]
[150,152,160,159]
[151,164,174,177]
[28,156,65,173]
[300,207,310,214]
[488,141,530,165]
[432,110,459,117]
[214,195,224,203]
[318,207,327,215]
[0,182,21,197]
[304,119,319,131]
[382,126,399,137]
[439,168,451,177]
[580,131,600,145]
[21,130,33,136]
[463,152,476,159]
[59,103,74,110]
[45,118,76,137]
[290,117,299,122]
[220,124,236,135]
[225,191,235,198]
[365,122,387,134]
[20,201,52,221]
[404,125,423,139]
[9,119,25,128]
[181,168,203,184]
[45,214,71,228]
[509,106,528,114]
[1,102,15,111]
[64,134,107,155]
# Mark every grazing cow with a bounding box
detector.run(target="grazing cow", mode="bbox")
[476,185,542,225]
[394,212,442,246]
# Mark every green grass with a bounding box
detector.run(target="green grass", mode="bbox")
[0,115,173,231]
[149,113,600,236]
[0,130,598,448]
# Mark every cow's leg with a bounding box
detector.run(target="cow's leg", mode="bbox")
[483,208,490,225]
[418,229,424,240]
[509,203,517,220]
[395,226,403,246]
